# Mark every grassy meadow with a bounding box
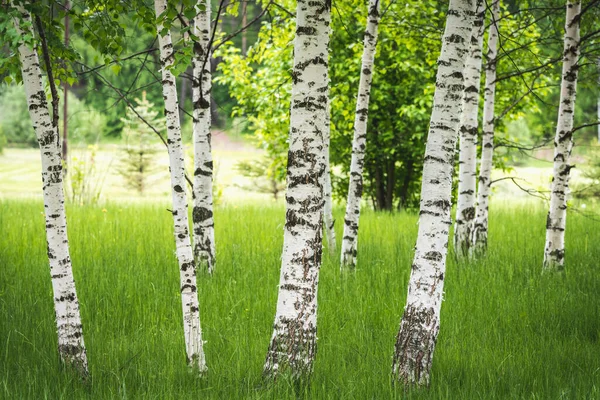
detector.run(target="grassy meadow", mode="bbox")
[1,200,600,399]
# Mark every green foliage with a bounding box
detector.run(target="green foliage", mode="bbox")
[117,93,162,194]
[572,146,600,201]
[66,144,108,205]
[235,158,286,200]
[217,0,544,210]
[0,84,107,146]
[0,84,36,146]
[0,124,6,153]
[1,201,600,398]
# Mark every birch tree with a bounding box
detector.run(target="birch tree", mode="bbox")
[154,0,206,372]
[454,0,485,258]
[323,133,336,254]
[13,3,88,375]
[391,0,475,386]
[543,0,582,271]
[471,0,500,256]
[191,0,216,273]
[264,0,330,379]
[340,0,381,269]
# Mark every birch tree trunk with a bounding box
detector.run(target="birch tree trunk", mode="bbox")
[191,0,216,273]
[454,0,485,258]
[13,3,88,375]
[471,0,500,256]
[340,0,381,269]
[264,0,330,379]
[543,0,581,271]
[323,147,336,255]
[155,0,207,372]
[391,0,475,386]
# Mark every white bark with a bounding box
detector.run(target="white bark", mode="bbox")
[264,0,330,379]
[543,0,581,271]
[471,0,500,256]
[323,149,336,255]
[391,0,475,386]
[454,0,485,258]
[13,3,88,374]
[191,0,216,273]
[340,0,381,269]
[155,0,206,372]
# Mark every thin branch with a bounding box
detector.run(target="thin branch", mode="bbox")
[75,61,194,188]
[34,15,60,130]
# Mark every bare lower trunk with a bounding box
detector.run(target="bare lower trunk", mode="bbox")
[192,0,216,273]
[471,0,500,256]
[454,0,484,258]
[264,0,330,379]
[543,0,581,271]
[13,3,88,375]
[155,0,207,372]
[323,162,336,254]
[391,0,475,386]
[340,0,381,268]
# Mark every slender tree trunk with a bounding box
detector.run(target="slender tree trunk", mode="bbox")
[341,0,381,268]
[386,158,395,208]
[323,153,336,254]
[391,0,475,386]
[471,0,500,256]
[13,3,88,375]
[191,0,216,273]
[154,0,207,372]
[179,68,188,123]
[543,0,581,271]
[597,57,600,143]
[454,0,484,258]
[241,1,248,56]
[264,0,330,379]
[62,0,69,164]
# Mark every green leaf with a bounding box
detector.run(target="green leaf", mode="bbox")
[110,64,122,76]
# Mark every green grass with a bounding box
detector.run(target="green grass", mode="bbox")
[1,201,599,399]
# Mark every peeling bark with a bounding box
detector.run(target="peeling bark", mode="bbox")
[155,0,206,372]
[13,2,88,375]
[391,0,475,386]
[454,0,484,258]
[543,0,581,271]
[471,0,500,256]
[264,0,330,379]
[340,0,381,269]
[191,0,216,273]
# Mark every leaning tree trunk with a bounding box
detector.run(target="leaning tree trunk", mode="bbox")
[454,0,485,258]
[264,0,330,379]
[391,0,475,386]
[340,0,381,269]
[543,0,581,271]
[154,0,207,372]
[13,3,88,375]
[191,0,216,273]
[471,0,500,256]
